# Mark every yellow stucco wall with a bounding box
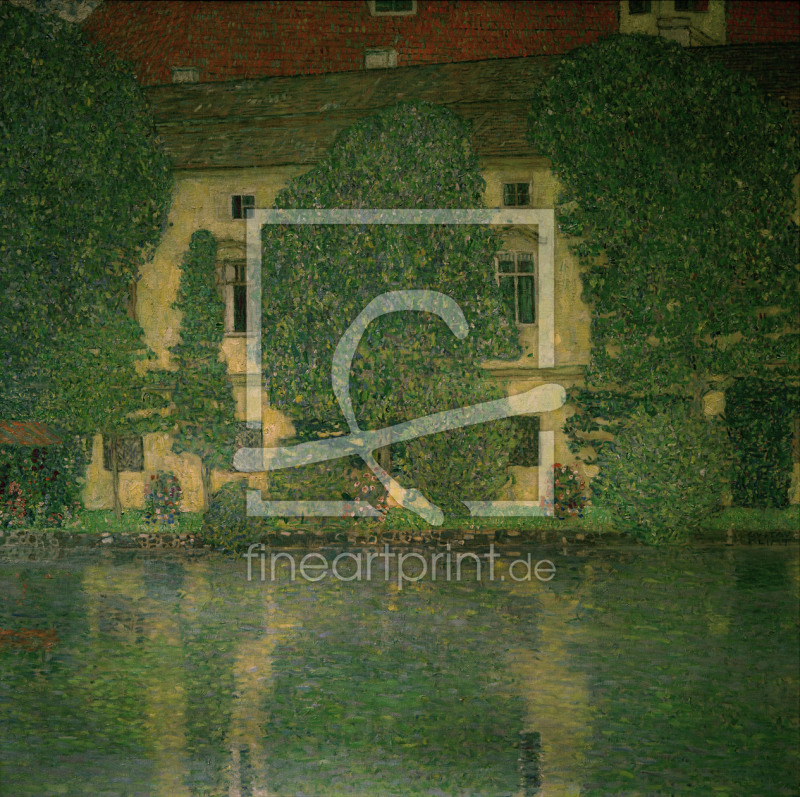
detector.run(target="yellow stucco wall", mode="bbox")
[82,432,205,512]
[620,0,726,46]
[136,166,308,372]
[89,158,592,508]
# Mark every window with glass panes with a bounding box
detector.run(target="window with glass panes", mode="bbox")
[502,182,530,207]
[231,194,255,220]
[370,0,416,15]
[230,263,247,333]
[496,251,535,325]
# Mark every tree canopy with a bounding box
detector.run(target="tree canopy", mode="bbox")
[168,230,239,505]
[528,34,799,403]
[0,3,172,418]
[262,102,519,431]
[261,102,521,514]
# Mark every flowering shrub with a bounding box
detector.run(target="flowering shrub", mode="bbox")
[0,445,83,528]
[1,481,27,527]
[342,471,389,522]
[143,472,183,526]
[552,463,587,520]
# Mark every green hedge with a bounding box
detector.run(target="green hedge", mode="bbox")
[726,378,797,509]
[593,403,731,544]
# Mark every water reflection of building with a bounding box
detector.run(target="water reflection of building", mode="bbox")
[501,558,597,797]
[81,553,309,796]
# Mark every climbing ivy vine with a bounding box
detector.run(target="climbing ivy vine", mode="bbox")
[261,102,521,514]
[169,231,239,505]
[528,35,799,498]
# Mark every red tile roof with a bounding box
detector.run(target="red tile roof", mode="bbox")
[0,422,63,447]
[83,0,619,86]
[728,1,800,44]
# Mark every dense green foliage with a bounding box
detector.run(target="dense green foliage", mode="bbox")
[169,231,239,481]
[261,103,519,515]
[199,480,262,551]
[35,313,164,437]
[593,403,730,543]
[726,378,797,508]
[528,35,799,519]
[529,35,798,400]
[0,4,172,417]
[0,442,85,527]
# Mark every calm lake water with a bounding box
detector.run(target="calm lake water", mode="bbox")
[0,543,797,796]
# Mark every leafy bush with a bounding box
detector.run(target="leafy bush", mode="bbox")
[143,472,183,526]
[265,455,359,504]
[593,403,730,544]
[392,419,517,517]
[0,444,83,528]
[552,463,587,520]
[726,378,797,509]
[198,480,262,552]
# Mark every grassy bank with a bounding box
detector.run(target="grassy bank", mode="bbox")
[4,506,796,545]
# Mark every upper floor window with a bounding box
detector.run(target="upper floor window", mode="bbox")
[231,194,255,220]
[368,0,417,16]
[673,0,709,11]
[628,0,651,13]
[496,251,536,325]
[503,182,530,207]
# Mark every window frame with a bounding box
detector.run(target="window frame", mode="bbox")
[495,249,537,326]
[225,260,249,335]
[628,0,652,14]
[102,435,144,472]
[502,181,531,208]
[367,0,417,16]
[231,194,256,220]
[673,0,710,12]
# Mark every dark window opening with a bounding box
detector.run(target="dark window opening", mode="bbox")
[103,435,144,472]
[232,263,247,333]
[373,0,415,13]
[503,182,530,207]
[231,195,255,220]
[629,0,651,13]
[508,416,540,467]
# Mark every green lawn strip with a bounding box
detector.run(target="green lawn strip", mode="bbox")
[4,506,796,546]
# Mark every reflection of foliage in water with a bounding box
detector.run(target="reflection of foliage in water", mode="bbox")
[0,562,152,795]
[0,549,798,795]
[261,577,535,794]
[562,549,800,795]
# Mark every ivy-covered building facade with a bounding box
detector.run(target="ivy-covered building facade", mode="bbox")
[72,1,800,513]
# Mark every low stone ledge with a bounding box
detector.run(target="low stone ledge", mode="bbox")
[1,524,796,558]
